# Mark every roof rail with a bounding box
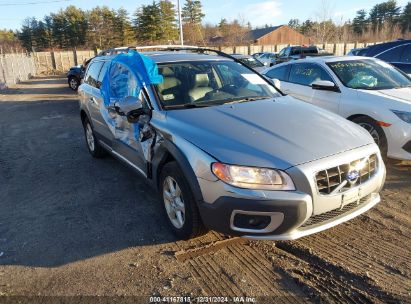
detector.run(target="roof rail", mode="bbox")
[134,45,200,50]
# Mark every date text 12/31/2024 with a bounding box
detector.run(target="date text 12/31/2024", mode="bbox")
[150,296,257,303]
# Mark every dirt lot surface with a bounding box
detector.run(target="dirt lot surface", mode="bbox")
[0,77,410,303]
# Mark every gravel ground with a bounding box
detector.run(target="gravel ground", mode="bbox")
[0,77,409,303]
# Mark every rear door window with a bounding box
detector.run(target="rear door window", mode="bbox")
[400,44,411,63]
[289,63,333,86]
[85,61,104,88]
[97,61,110,84]
[265,65,290,81]
[376,45,405,62]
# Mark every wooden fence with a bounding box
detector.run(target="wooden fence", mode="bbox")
[34,49,96,74]
[32,41,382,73]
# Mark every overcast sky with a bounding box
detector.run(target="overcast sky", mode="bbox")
[0,0,409,30]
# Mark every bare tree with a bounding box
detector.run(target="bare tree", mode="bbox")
[313,0,337,43]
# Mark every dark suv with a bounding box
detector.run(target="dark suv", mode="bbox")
[361,39,411,75]
[67,61,88,91]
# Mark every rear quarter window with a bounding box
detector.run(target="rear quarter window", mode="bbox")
[84,61,104,88]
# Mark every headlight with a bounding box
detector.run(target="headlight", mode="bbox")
[391,110,411,124]
[211,162,295,190]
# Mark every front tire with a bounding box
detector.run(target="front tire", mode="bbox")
[82,117,106,158]
[353,116,388,159]
[160,162,207,239]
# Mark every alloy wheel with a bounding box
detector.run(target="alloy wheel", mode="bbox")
[85,123,95,152]
[358,122,380,146]
[163,176,186,229]
[69,78,78,90]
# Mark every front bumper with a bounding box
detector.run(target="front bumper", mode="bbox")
[197,145,386,240]
[198,191,311,237]
[385,120,411,161]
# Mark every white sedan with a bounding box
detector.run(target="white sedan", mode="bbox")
[263,56,411,161]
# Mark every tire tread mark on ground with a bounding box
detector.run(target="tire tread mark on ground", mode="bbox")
[191,255,245,296]
[276,242,402,303]
[228,244,308,303]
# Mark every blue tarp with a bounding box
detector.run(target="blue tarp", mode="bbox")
[98,51,163,148]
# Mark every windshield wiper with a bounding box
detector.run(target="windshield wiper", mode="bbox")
[163,103,213,109]
[224,96,271,105]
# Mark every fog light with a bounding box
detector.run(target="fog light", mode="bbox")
[233,214,271,230]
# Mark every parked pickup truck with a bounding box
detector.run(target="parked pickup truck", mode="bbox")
[275,45,333,64]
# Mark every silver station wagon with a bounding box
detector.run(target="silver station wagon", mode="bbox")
[78,46,386,240]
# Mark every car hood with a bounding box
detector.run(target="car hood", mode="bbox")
[164,97,374,170]
[358,88,411,109]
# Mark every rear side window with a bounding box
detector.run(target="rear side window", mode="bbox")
[85,61,104,87]
[97,61,110,83]
[400,44,411,63]
[265,65,289,81]
[289,63,333,86]
[376,46,405,62]
[302,48,318,55]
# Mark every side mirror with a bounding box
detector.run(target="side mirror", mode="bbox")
[114,96,147,123]
[311,80,339,92]
[263,76,281,89]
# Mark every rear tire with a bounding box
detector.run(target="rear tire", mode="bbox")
[68,77,80,91]
[82,117,106,158]
[159,161,207,239]
[352,116,388,159]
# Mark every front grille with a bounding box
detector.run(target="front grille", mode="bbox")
[300,194,371,228]
[315,154,377,195]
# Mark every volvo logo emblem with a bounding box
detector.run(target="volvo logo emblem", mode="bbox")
[346,170,360,185]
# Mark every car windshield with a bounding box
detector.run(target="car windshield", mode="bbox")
[154,60,280,109]
[327,59,411,90]
[237,57,264,68]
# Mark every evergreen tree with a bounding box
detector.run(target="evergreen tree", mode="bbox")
[218,18,229,36]
[300,19,314,35]
[288,19,301,31]
[401,2,411,32]
[134,2,162,43]
[181,0,204,44]
[159,0,178,42]
[182,0,204,25]
[352,9,368,35]
[87,6,117,49]
[114,8,134,46]
[369,0,401,32]
[18,18,35,51]
[63,6,88,47]
[50,11,68,48]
